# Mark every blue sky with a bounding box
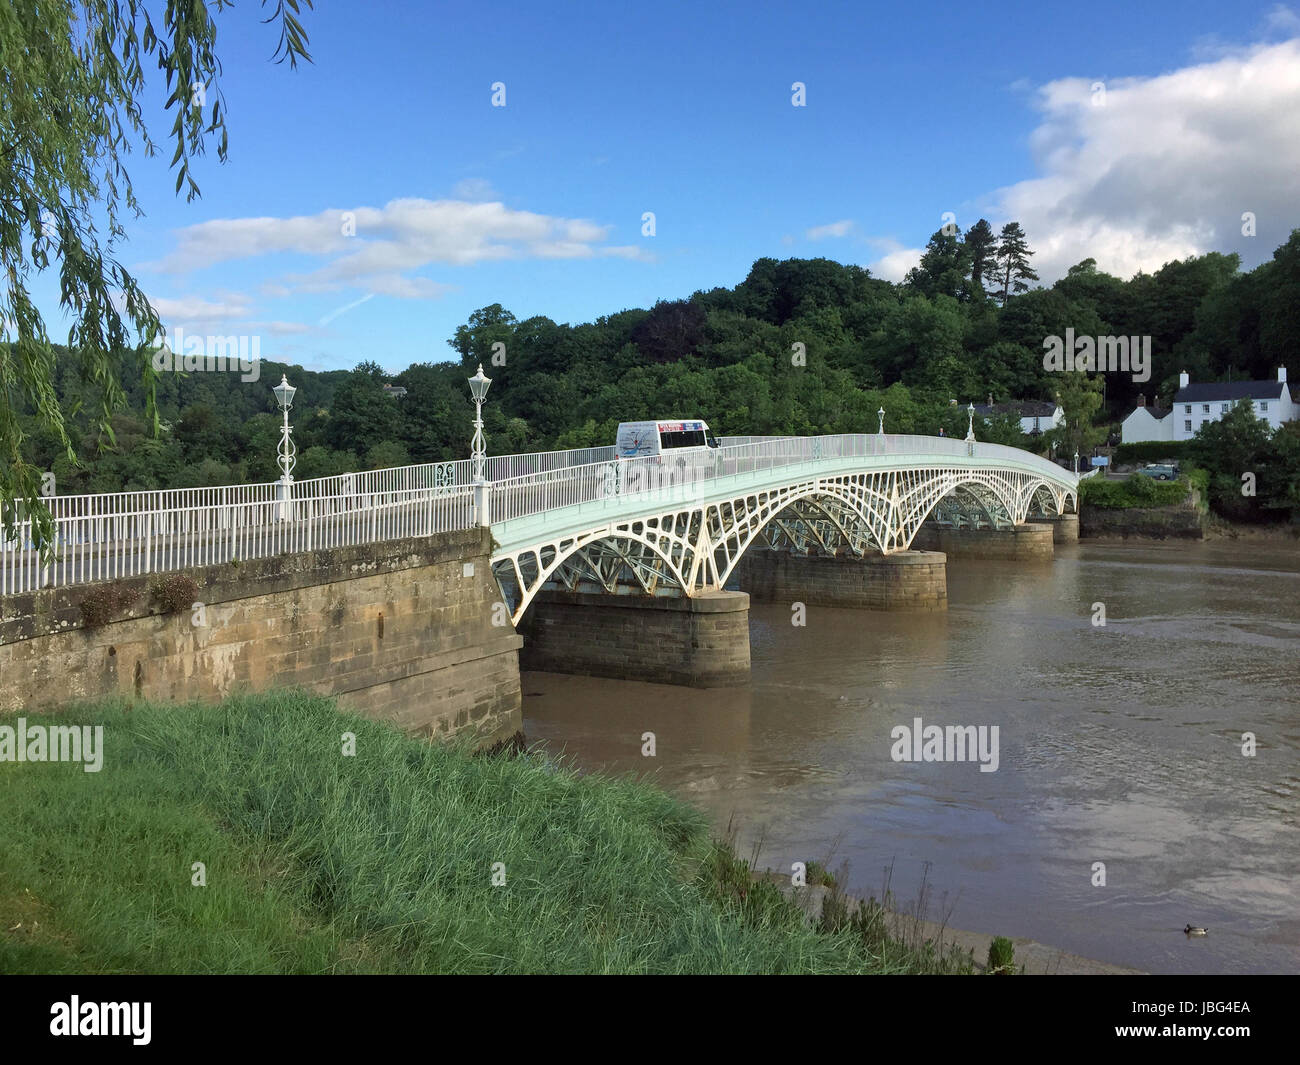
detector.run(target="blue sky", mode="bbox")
[45,0,1300,373]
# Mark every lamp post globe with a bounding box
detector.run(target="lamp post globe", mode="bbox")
[966,402,976,442]
[877,407,886,435]
[273,374,296,413]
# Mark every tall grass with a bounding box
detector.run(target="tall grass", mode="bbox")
[0,692,967,974]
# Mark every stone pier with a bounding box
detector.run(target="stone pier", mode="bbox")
[733,548,947,610]
[517,588,750,687]
[912,522,1054,561]
[1027,513,1079,544]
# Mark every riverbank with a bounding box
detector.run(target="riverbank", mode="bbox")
[1,691,984,974]
[766,877,1144,974]
[1079,502,1206,539]
[1078,472,1208,539]
[1079,505,1299,542]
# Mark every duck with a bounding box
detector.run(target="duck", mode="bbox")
[1184,924,1209,936]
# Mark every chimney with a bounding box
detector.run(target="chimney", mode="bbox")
[1178,370,1190,389]
[1279,367,1288,383]
[1137,393,1146,407]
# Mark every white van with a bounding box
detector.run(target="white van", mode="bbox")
[615,420,720,460]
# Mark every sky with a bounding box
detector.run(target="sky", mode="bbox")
[40,0,1300,374]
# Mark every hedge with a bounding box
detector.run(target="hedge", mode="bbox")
[1111,441,1193,465]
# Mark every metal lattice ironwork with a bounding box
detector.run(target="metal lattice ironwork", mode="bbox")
[491,465,1077,624]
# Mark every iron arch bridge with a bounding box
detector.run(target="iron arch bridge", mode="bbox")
[489,434,1081,625]
[0,432,1084,604]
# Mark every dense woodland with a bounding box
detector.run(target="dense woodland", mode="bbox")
[9,223,1300,518]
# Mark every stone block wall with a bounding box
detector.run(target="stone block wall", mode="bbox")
[518,588,750,687]
[733,549,947,610]
[911,522,1054,561]
[0,530,522,747]
[1027,514,1080,544]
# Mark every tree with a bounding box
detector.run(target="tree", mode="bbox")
[1,0,313,543]
[1043,372,1105,461]
[963,219,998,296]
[993,222,1040,305]
[630,299,707,364]
[1186,400,1274,521]
[324,367,403,451]
[905,229,973,302]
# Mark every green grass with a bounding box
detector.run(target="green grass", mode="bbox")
[0,692,971,974]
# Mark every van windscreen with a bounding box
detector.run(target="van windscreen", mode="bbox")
[659,429,707,450]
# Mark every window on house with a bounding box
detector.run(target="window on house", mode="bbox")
[1184,404,1192,414]
[1202,404,1210,413]
[1260,402,1268,413]
[1221,403,1228,413]
[1184,420,1192,432]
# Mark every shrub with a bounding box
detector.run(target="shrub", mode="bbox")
[987,936,1015,974]
[1080,473,1191,509]
[1112,441,1192,465]
[78,583,138,629]
[151,573,199,615]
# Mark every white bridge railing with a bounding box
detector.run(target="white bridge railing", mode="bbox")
[1,434,1075,597]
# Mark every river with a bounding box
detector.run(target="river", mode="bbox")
[521,538,1300,975]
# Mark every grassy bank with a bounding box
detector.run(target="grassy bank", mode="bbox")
[0,692,973,974]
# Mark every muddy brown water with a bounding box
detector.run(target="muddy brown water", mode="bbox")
[521,539,1300,975]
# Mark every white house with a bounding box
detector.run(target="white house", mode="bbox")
[1121,367,1296,443]
[1120,396,1175,443]
[971,398,1064,436]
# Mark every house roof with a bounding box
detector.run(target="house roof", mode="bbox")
[1174,380,1284,402]
[972,400,1058,418]
[1124,405,1172,421]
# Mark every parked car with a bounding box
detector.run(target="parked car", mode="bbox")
[1135,464,1178,481]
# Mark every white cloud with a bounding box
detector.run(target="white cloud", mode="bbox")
[147,293,252,321]
[1264,3,1300,35]
[251,320,315,335]
[987,38,1300,282]
[864,237,923,282]
[318,293,376,326]
[451,177,497,201]
[805,219,854,240]
[145,197,648,300]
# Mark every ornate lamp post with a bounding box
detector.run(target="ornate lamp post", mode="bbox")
[468,363,492,482]
[273,374,296,519]
[1073,449,1080,474]
[877,407,886,435]
[965,402,976,442]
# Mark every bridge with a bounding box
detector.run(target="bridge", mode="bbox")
[486,434,1080,624]
[1,433,1081,603]
[0,434,1083,744]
